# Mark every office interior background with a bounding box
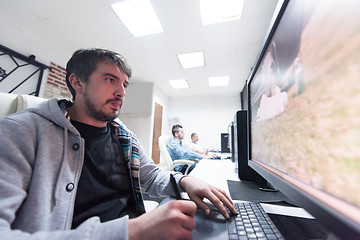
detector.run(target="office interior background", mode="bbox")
[0,0,278,161]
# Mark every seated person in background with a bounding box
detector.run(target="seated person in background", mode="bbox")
[168,125,212,174]
[190,133,207,154]
[0,48,237,240]
[190,133,220,159]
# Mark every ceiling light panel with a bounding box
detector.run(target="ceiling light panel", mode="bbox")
[169,79,189,89]
[111,0,163,37]
[200,0,244,25]
[177,51,205,69]
[209,76,229,87]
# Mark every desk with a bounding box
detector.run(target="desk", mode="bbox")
[190,159,294,208]
[189,159,330,239]
[189,159,288,203]
[189,159,238,196]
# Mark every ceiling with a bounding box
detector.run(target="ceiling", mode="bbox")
[1,0,279,98]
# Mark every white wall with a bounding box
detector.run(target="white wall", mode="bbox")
[119,82,154,157]
[119,83,171,159]
[119,113,153,156]
[0,16,69,97]
[121,82,153,114]
[168,94,242,150]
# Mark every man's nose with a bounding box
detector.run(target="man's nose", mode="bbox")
[114,84,125,98]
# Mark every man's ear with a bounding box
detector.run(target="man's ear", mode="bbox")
[68,74,85,94]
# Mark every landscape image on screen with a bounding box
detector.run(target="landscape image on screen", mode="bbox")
[250,0,360,207]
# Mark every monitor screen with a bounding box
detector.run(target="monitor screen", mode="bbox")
[247,0,360,238]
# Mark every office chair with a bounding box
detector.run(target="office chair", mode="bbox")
[157,135,197,175]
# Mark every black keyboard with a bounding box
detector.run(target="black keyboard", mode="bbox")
[227,202,284,240]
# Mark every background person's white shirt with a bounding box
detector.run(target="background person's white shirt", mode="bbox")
[190,142,205,153]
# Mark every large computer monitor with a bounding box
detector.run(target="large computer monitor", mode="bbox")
[233,110,267,184]
[245,0,360,238]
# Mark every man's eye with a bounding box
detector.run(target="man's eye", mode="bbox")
[106,78,114,83]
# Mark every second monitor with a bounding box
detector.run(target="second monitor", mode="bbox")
[233,110,267,185]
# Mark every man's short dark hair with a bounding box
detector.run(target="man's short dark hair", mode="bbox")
[172,125,183,137]
[65,48,132,100]
[191,133,197,139]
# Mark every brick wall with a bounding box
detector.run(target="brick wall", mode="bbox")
[44,62,72,99]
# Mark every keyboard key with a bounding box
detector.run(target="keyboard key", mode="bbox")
[248,233,257,239]
[244,223,252,228]
[263,228,274,234]
[236,226,245,231]
[243,219,251,224]
[238,237,248,240]
[266,234,278,239]
[252,222,260,227]
[229,233,238,240]
[256,232,266,238]
[253,227,262,232]
[236,221,244,226]
[245,228,254,233]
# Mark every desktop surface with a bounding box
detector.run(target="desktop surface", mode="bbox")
[188,159,330,239]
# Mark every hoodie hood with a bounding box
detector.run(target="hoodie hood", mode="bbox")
[23,98,80,136]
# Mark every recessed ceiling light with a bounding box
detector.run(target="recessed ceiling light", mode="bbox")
[111,0,163,37]
[177,51,205,69]
[169,79,190,89]
[209,76,229,87]
[200,0,244,25]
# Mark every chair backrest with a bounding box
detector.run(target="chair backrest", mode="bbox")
[16,94,48,112]
[0,92,48,118]
[0,92,18,117]
[158,135,175,170]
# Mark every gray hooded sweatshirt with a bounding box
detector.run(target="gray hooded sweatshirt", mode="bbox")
[0,98,182,240]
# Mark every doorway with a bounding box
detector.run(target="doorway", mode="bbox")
[151,102,163,164]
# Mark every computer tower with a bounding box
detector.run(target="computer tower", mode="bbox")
[234,110,266,183]
[220,133,230,153]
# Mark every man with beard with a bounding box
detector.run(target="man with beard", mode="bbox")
[0,48,237,240]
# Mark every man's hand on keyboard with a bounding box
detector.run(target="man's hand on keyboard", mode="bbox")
[180,176,238,219]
